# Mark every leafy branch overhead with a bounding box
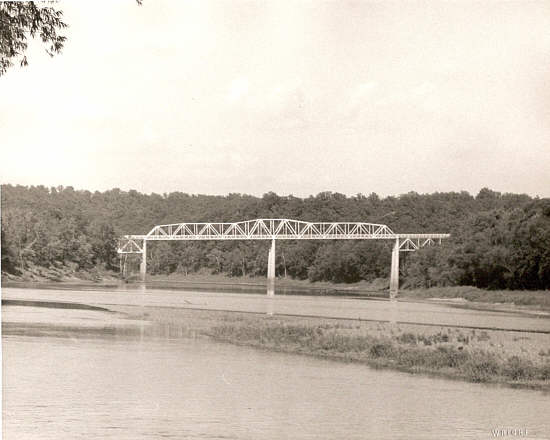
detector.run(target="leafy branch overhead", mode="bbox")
[0,1,67,76]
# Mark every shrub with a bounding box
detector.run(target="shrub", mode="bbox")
[539,364,550,381]
[433,346,469,369]
[477,331,490,342]
[503,356,535,381]
[462,353,500,382]
[369,341,394,358]
[397,332,417,345]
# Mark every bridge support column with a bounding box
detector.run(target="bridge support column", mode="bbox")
[120,255,127,278]
[140,240,147,281]
[267,239,275,296]
[389,238,399,298]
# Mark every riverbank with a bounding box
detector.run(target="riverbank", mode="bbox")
[1,263,119,284]
[3,267,550,310]
[402,286,550,311]
[1,266,388,293]
[140,273,550,311]
[115,306,550,390]
[146,272,389,295]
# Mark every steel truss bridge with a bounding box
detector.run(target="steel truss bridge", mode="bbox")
[118,218,450,296]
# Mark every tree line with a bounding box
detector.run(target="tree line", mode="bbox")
[1,184,549,289]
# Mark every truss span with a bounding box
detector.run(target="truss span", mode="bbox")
[117,218,451,297]
[147,218,397,241]
[118,218,449,253]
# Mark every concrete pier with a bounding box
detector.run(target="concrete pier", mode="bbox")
[140,240,147,281]
[267,239,275,296]
[389,238,399,298]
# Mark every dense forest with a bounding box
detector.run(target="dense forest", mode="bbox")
[1,184,549,290]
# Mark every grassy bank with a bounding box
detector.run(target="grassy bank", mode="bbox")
[1,263,120,284]
[401,286,550,310]
[119,307,550,390]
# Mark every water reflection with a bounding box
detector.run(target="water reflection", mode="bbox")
[267,279,275,297]
[265,297,274,316]
[3,279,385,298]
[389,297,398,324]
[2,306,196,341]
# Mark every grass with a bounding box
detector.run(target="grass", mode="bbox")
[205,321,549,385]
[401,286,550,310]
[1,262,119,284]
[119,307,550,390]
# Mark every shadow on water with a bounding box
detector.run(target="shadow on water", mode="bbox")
[2,321,200,341]
[1,300,201,341]
[141,282,388,298]
[3,280,388,298]
[2,299,112,312]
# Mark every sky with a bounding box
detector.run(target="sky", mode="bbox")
[1,0,549,198]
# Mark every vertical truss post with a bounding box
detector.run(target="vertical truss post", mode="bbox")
[390,237,399,298]
[140,239,147,281]
[267,239,276,296]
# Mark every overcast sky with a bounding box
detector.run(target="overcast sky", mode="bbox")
[1,0,549,197]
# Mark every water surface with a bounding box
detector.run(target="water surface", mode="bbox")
[3,303,550,439]
[4,286,550,332]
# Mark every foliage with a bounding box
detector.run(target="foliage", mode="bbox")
[1,184,550,289]
[204,316,550,385]
[0,1,67,76]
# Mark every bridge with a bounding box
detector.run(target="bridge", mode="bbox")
[117,218,450,297]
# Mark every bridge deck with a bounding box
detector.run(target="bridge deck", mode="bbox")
[123,233,450,240]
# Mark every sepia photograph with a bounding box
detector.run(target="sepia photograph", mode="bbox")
[1,0,549,438]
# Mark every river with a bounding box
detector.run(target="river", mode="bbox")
[3,285,550,332]
[2,287,550,439]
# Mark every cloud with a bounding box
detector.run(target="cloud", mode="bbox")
[352,82,378,102]
[223,78,311,130]
[227,77,250,103]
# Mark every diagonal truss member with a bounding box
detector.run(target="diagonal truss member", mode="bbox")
[117,218,450,297]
